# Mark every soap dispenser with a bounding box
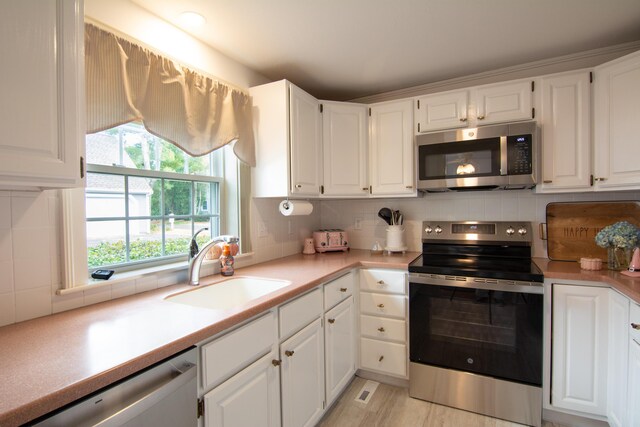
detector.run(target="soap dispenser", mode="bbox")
[220,243,235,276]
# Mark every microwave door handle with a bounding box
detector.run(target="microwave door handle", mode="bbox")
[500,136,508,175]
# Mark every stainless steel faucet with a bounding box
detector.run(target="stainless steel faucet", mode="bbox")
[188,227,238,286]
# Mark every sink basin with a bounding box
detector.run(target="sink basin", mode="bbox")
[166,277,291,311]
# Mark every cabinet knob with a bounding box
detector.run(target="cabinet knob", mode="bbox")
[378,355,384,362]
[378,327,385,332]
[477,115,485,120]
[339,287,347,292]
[295,184,302,188]
[632,323,640,330]
[594,177,607,182]
[284,350,295,357]
[377,280,385,285]
[328,318,336,324]
[272,359,281,366]
[405,185,413,189]
[543,180,553,184]
[459,117,468,122]
[377,303,385,308]
[362,187,368,191]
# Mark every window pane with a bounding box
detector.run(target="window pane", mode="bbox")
[86,173,125,218]
[195,216,218,240]
[188,154,211,176]
[129,219,163,261]
[165,217,194,256]
[194,182,213,215]
[164,180,191,216]
[129,176,159,217]
[87,220,126,268]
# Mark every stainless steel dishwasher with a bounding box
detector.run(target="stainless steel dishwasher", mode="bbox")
[31,348,197,427]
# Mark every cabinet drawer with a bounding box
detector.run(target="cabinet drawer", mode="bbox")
[360,338,406,377]
[360,315,406,342]
[631,301,640,343]
[279,287,323,339]
[201,311,276,390]
[360,293,406,318]
[324,272,354,310]
[360,269,405,294]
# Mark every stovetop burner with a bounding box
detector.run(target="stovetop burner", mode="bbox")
[409,220,543,283]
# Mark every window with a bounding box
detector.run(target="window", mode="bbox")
[85,122,228,271]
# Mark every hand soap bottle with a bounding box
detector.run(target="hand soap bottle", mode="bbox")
[220,243,235,276]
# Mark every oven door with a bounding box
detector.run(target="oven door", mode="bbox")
[409,279,542,386]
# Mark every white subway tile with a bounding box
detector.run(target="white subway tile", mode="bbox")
[13,257,52,291]
[111,280,137,299]
[135,276,158,293]
[0,261,14,294]
[0,292,15,326]
[0,196,11,228]
[12,227,50,260]
[11,193,49,229]
[15,286,52,322]
[83,285,112,305]
[0,228,12,262]
[52,291,85,314]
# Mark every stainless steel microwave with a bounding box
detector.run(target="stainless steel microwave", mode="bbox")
[416,122,538,192]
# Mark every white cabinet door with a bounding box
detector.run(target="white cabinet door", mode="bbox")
[280,318,325,427]
[415,91,468,133]
[594,50,640,191]
[290,84,322,197]
[204,352,281,427]
[551,284,608,416]
[473,80,533,125]
[0,0,84,190]
[325,297,355,406]
[321,102,368,197]
[628,338,640,427]
[607,290,629,427]
[539,72,592,192]
[369,100,415,196]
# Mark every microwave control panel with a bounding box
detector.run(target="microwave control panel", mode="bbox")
[506,134,532,175]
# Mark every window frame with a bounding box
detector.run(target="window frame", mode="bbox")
[86,163,223,272]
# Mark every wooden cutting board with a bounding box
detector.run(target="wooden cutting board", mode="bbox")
[546,201,640,261]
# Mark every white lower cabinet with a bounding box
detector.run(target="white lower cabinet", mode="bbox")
[358,269,408,378]
[607,289,629,427]
[325,297,355,406]
[628,337,640,426]
[551,284,608,417]
[280,318,325,427]
[203,352,281,427]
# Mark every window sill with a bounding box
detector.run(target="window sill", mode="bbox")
[57,252,255,296]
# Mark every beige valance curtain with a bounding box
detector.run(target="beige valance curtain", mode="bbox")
[85,23,256,166]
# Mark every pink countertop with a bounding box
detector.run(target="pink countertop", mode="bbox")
[534,257,640,303]
[0,250,418,427]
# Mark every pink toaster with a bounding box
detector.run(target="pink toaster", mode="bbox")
[313,229,349,252]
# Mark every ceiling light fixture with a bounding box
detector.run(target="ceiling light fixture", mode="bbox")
[179,11,206,28]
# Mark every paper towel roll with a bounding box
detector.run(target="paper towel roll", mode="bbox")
[279,200,313,216]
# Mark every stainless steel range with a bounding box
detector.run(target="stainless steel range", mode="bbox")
[408,221,543,427]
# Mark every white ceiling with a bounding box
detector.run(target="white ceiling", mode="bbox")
[130,0,640,100]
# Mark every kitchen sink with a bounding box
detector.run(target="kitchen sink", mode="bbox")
[165,277,291,311]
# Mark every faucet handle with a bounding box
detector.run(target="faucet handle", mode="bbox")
[190,227,209,258]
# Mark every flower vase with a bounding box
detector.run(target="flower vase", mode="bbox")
[607,247,632,271]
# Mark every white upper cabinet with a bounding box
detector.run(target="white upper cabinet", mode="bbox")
[250,80,322,198]
[0,0,85,190]
[473,80,533,125]
[593,49,640,191]
[414,90,468,132]
[538,71,592,192]
[369,99,416,196]
[415,79,533,133]
[321,101,368,197]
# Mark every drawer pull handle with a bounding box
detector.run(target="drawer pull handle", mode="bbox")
[632,323,640,330]
[378,327,385,332]
[295,184,302,188]
[328,318,335,324]
[378,355,384,362]
[339,287,347,292]
[459,117,468,122]
[377,280,385,285]
[285,350,295,357]
[477,115,485,120]
[377,303,385,308]
[272,359,281,366]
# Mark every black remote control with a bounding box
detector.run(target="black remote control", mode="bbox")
[91,269,114,280]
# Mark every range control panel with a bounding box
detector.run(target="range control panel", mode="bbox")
[422,221,533,243]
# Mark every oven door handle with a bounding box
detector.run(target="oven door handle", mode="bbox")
[409,273,543,295]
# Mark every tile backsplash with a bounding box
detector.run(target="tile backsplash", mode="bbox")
[0,188,638,327]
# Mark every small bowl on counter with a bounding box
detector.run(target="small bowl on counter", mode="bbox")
[580,257,603,271]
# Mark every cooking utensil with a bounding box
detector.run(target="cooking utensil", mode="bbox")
[378,208,392,225]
